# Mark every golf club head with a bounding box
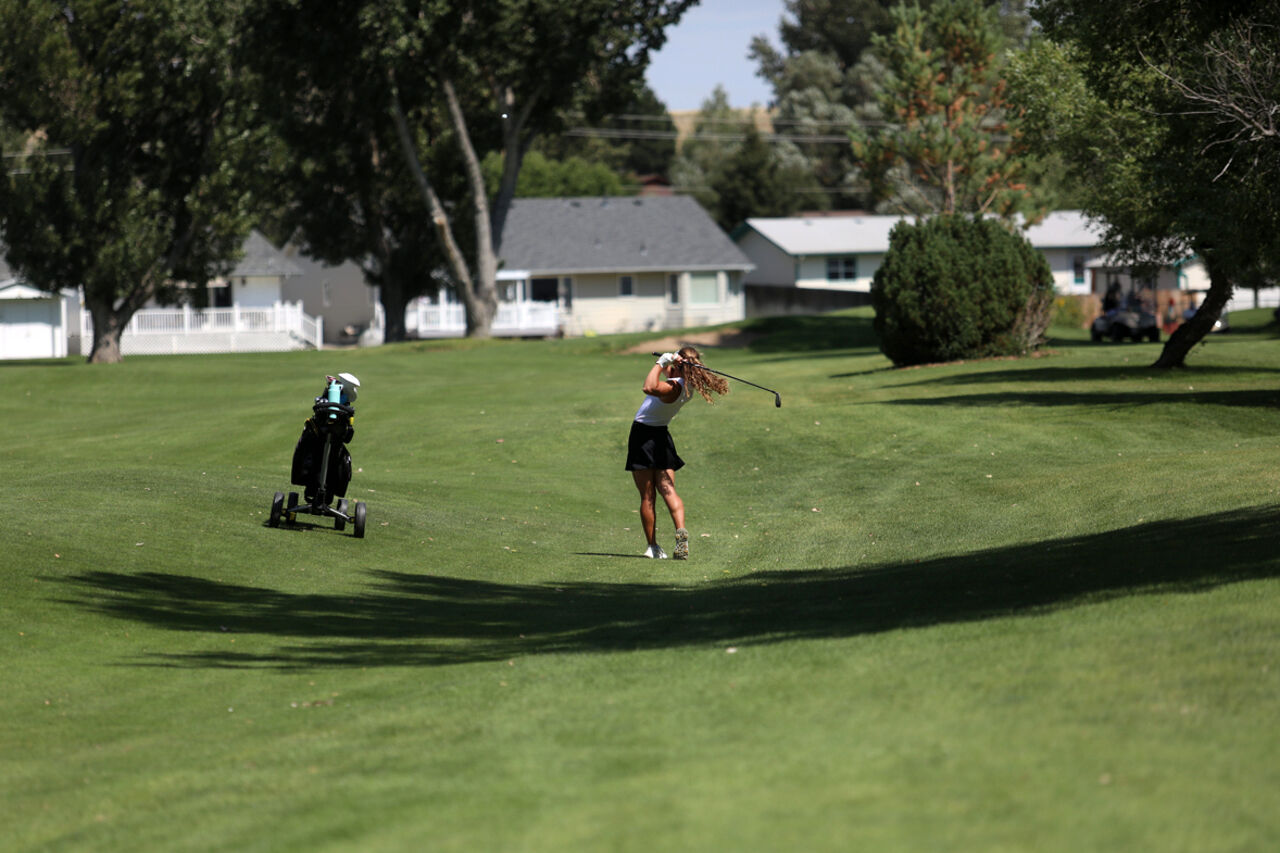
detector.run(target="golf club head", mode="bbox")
[774,394,782,408]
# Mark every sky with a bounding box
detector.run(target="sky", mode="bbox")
[644,0,788,112]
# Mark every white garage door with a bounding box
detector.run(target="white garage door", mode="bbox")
[0,300,61,359]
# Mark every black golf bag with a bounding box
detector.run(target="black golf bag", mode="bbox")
[290,403,354,504]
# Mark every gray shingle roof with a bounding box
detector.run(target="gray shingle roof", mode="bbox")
[499,196,753,274]
[232,230,303,278]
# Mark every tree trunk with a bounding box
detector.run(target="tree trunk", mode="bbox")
[85,297,125,364]
[1151,252,1231,368]
[490,83,541,254]
[386,76,496,338]
[442,79,499,339]
[462,292,495,338]
[379,272,409,344]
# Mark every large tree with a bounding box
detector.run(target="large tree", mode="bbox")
[0,0,261,363]
[481,151,629,199]
[1029,0,1280,367]
[248,0,695,339]
[241,0,444,343]
[750,0,1036,212]
[705,126,812,231]
[849,0,1045,221]
[540,84,679,181]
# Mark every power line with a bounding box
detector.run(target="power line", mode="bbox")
[564,127,855,145]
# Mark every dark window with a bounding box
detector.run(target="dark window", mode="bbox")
[826,256,857,280]
[530,277,558,302]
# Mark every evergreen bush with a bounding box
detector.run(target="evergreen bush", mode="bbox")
[871,215,1054,366]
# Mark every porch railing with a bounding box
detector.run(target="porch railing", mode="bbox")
[80,302,322,355]
[403,299,560,338]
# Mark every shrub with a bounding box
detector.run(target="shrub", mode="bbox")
[871,215,1055,366]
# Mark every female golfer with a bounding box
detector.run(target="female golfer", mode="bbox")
[625,345,728,559]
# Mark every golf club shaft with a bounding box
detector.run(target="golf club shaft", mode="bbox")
[651,352,782,404]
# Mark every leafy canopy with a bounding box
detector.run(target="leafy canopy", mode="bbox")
[851,0,1044,220]
[0,0,261,363]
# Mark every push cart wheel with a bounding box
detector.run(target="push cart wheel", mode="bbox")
[286,492,299,523]
[269,492,284,528]
[353,501,367,538]
[335,499,348,532]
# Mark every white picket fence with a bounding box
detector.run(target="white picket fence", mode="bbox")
[81,302,322,355]
[401,299,561,338]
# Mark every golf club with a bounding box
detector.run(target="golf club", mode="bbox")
[652,352,782,407]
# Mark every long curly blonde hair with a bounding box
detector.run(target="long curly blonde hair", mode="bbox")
[678,346,729,402]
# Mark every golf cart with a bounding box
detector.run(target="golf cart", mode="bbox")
[1091,307,1161,342]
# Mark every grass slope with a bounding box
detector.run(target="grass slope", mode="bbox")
[4,310,1279,851]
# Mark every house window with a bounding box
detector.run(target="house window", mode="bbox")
[667,274,680,305]
[619,275,634,297]
[689,272,718,304]
[1073,255,1086,285]
[826,256,857,280]
[210,284,232,309]
[560,277,573,310]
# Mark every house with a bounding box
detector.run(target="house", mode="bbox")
[0,249,76,360]
[280,247,379,346]
[0,278,70,360]
[405,195,754,338]
[732,210,1218,318]
[73,230,322,356]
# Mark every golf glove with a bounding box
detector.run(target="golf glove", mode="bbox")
[657,352,676,367]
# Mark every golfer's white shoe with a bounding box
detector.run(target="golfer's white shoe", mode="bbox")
[673,528,689,560]
[644,543,668,559]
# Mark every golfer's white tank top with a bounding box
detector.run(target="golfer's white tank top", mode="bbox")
[633,378,689,426]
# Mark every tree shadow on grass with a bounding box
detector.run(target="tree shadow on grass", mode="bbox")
[890,365,1280,389]
[60,506,1280,670]
[881,388,1280,409]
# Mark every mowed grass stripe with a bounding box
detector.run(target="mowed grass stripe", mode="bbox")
[3,308,1278,852]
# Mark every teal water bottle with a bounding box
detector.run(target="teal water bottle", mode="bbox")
[326,380,342,419]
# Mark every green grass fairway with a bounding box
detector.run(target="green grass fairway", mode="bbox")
[5,310,1279,851]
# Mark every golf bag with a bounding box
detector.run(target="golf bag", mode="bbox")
[268,373,366,537]
[290,400,354,504]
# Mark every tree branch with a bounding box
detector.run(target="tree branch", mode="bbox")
[386,73,474,294]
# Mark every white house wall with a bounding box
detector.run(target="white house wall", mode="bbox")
[673,271,745,328]
[560,270,746,336]
[226,275,281,309]
[0,297,66,359]
[566,272,669,335]
[738,231,795,286]
[1177,259,1210,291]
[794,254,880,293]
[1040,248,1093,296]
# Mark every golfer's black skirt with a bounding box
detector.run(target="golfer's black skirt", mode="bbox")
[625,421,685,471]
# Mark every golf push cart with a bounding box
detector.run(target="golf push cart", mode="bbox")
[268,372,367,538]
